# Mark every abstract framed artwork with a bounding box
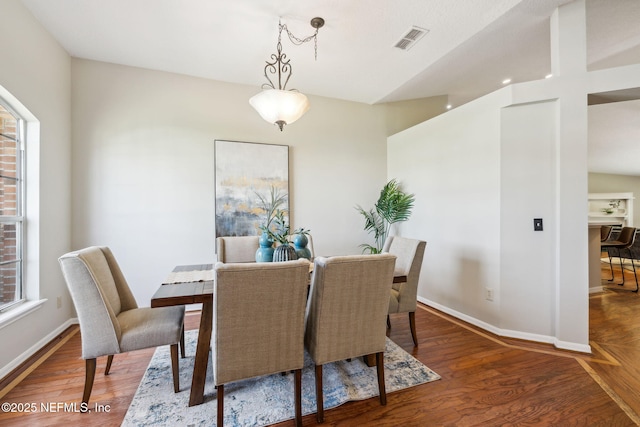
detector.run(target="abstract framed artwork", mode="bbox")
[214,140,289,238]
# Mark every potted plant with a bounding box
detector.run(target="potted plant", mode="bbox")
[602,200,621,215]
[255,186,309,262]
[356,179,415,254]
[254,186,287,262]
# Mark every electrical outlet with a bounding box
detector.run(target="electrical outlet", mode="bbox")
[57,296,62,309]
[486,288,494,301]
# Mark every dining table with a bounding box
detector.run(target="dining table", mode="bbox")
[150,262,408,407]
[151,264,214,407]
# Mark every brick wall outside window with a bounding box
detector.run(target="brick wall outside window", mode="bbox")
[0,105,20,306]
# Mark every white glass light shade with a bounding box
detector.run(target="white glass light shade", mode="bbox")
[249,89,310,130]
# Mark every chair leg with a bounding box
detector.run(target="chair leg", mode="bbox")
[617,250,627,286]
[217,384,224,427]
[180,326,186,358]
[387,314,391,329]
[104,355,114,375]
[626,248,639,293]
[375,352,387,406]
[294,369,302,427]
[409,311,418,347]
[170,344,179,393]
[82,358,97,409]
[607,248,615,281]
[315,364,324,423]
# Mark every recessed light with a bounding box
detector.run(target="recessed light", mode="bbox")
[545,73,553,79]
[446,104,452,110]
[502,78,512,85]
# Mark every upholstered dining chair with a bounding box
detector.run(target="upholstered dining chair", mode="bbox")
[383,235,427,347]
[305,233,316,260]
[305,254,396,423]
[58,246,185,407]
[216,235,260,263]
[213,259,310,427]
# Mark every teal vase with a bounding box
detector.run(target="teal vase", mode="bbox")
[293,234,312,260]
[255,232,274,262]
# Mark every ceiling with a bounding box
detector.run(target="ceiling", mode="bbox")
[18,0,640,175]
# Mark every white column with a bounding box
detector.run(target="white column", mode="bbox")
[551,0,590,351]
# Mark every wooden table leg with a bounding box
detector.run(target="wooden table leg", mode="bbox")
[189,300,212,406]
[363,354,376,367]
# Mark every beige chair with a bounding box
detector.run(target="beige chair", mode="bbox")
[383,236,427,347]
[58,246,185,407]
[213,259,310,427]
[216,235,260,262]
[305,254,396,423]
[306,234,316,260]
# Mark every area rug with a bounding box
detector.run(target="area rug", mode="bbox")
[122,330,440,426]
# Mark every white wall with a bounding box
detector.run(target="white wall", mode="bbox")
[388,90,507,327]
[388,79,585,348]
[500,100,557,336]
[388,87,568,344]
[0,0,72,373]
[70,59,393,305]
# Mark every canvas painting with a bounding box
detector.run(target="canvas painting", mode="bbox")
[214,140,289,238]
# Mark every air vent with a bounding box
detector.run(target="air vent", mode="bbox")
[394,26,429,51]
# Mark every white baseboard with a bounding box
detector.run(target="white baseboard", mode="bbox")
[418,296,591,353]
[553,338,592,353]
[0,317,78,380]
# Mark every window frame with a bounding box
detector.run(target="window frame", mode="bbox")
[0,98,25,314]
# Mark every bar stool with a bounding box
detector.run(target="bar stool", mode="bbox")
[601,227,639,292]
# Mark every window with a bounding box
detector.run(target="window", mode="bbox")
[0,101,24,313]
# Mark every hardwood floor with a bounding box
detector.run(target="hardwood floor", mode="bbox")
[1,267,639,426]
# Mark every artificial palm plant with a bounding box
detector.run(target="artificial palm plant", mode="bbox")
[255,186,309,261]
[356,179,415,254]
[256,185,288,238]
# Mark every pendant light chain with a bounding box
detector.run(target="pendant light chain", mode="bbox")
[280,22,320,60]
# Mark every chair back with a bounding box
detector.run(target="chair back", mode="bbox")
[383,236,426,313]
[618,227,637,248]
[58,246,137,359]
[600,225,613,242]
[304,254,396,365]
[216,236,260,263]
[212,259,310,385]
[307,234,316,259]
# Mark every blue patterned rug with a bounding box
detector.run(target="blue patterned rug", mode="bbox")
[122,330,440,426]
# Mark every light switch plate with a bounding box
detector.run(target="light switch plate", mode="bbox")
[534,218,543,231]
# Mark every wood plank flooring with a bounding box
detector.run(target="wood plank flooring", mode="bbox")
[1,265,639,426]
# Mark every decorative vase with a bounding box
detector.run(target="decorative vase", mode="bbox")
[272,244,298,262]
[255,232,274,262]
[293,234,312,260]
